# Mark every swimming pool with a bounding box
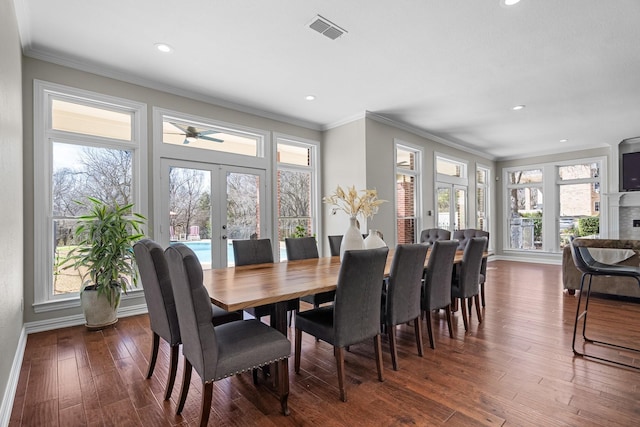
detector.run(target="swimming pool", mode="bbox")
[172,240,287,266]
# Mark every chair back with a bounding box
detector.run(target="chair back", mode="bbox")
[420,228,451,245]
[385,244,429,326]
[133,239,180,346]
[328,235,343,256]
[232,238,274,266]
[456,237,486,298]
[453,229,489,251]
[165,244,219,380]
[285,237,319,261]
[423,240,458,310]
[334,248,389,347]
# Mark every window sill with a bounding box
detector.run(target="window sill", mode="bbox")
[32,288,144,313]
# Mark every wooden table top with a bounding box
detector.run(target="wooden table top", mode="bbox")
[202,249,481,313]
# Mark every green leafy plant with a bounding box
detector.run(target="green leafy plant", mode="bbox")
[61,197,146,308]
[577,216,599,237]
[292,224,307,238]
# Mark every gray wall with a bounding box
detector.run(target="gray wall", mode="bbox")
[0,0,24,418]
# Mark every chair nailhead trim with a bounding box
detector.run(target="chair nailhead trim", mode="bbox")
[211,356,289,382]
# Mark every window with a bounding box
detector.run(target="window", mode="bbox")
[34,81,146,311]
[476,166,490,232]
[436,155,468,231]
[558,162,600,247]
[162,115,261,157]
[506,168,543,250]
[276,136,319,259]
[503,158,604,253]
[396,142,422,244]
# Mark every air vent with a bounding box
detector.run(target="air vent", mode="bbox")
[308,15,347,40]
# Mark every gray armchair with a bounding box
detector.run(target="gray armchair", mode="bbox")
[165,243,291,425]
[294,247,389,401]
[451,237,486,331]
[453,229,489,307]
[232,238,298,320]
[382,244,429,370]
[133,239,241,401]
[421,240,458,348]
[419,228,451,246]
[286,237,336,309]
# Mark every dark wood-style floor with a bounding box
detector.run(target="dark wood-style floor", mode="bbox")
[10,261,640,426]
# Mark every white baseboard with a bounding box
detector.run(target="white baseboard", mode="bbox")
[492,255,562,265]
[0,326,27,427]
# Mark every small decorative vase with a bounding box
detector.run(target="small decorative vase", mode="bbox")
[364,229,386,249]
[340,216,365,261]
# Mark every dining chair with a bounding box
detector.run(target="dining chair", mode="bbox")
[419,228,451,246]
[294,247,389,402]
[451,237,486,331]
[453,229,490,307]
[232,238,298,321]
[421,240,458,348]
[165,243,291,425]
[286,237,336,309]
[328,235,343,256]
[382,244,429,370]
[133,239,242,401]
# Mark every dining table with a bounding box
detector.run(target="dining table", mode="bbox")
[202,248,485,336]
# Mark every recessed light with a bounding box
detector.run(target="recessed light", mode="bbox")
[560,139,568,143]
[155,43,173,53]
[512,104,525,111]
[502,0,522,6]
[305,95,316,101]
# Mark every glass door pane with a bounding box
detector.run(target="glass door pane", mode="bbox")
[454,187,467,231]
[437,186,451,230]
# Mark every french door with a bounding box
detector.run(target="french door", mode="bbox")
[160,159,266,268]
[436,183,467,232]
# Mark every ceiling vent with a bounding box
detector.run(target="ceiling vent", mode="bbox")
[308,15,347,40]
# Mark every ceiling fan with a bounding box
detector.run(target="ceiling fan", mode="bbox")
[167,122,224,144]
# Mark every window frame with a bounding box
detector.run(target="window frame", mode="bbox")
[394,140,423,244]
[476,164,491,237]
[33,80,147,312]
[434,153,468,232]
[274,134,321,258]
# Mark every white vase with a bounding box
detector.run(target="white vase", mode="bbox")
[364,229,386,249]
[340,216,365,261]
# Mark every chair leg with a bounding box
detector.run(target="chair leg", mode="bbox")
[426,310,435,349]
[294,328,302,374]
[164,344,179,400]
[176,358,192,415]
[374,334,384,382]
[474,294,483,323]
[387,325,399,371]
[414,317,424,357]
[445,306,454,338]
[460,298,469,331]
[146,332,160,379]
[278,358,290,415]
[335,346,347,402]
[480,282,486,307]
[199,381,213,427]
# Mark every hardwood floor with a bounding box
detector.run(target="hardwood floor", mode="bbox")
[10,261,640,426]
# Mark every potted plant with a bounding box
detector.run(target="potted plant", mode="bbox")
[62,197,146,329]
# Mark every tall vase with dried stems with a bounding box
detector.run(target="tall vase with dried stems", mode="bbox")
[340,216,365,260]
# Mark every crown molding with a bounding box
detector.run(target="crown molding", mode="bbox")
[23,47,324,132]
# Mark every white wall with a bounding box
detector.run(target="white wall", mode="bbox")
[0,0,24,422]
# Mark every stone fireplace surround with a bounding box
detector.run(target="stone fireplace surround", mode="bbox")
[608,192,640,240]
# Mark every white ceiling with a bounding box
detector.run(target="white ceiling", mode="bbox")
[13,0,640,160]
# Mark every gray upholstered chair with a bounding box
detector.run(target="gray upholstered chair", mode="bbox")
[133,239,241,401]
[286,237,336,309]
[328,235,343,256]
[294,247,389,402]
[232,238,298,320]
[419,228,451,246]
[165,243,291,425]
[451,237,486,331]
[382,244,429,370]
[453,229,489,307]
[421,240,458,348]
